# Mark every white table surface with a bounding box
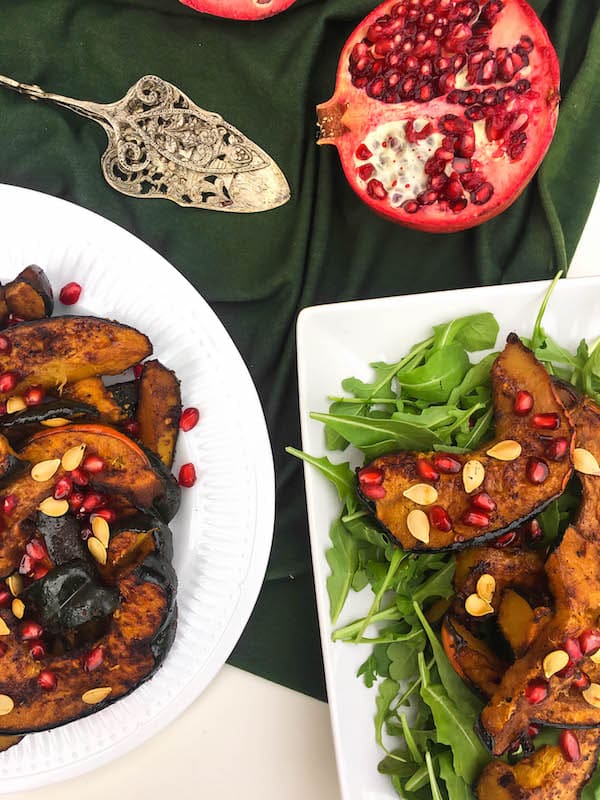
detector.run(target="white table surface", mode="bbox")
[9,185,600,800]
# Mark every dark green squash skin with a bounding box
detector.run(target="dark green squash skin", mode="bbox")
[143,447,181,522]
[108,380,138,418]
[36,511,89,565]
[1,400,99,445]
[0,451,27,489]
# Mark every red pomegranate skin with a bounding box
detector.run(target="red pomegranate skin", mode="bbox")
[179,0,296,20]
[317,0,560,233]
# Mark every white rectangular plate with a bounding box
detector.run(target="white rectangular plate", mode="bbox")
[296,276,600,800]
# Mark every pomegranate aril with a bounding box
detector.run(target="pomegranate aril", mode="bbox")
[68,490,85,513]
[7,314,24,326]
[433,454,461,474]
[515,79,531,94]
[514,390,534,416]
[545,437,569,461]
[519,35,534,53]
[532,413,560,430]
[38,669,57,691]
[53,475,73,500]
[32,564,49,580]
[559,730,581,763]
[449,198,468,212]
[462,510,490,528]
[367,179,387,200]
[82,455,105,474]
[471,182,494,205]
[527,724,541,739]
[179,463,197,488]
[82,645,105,672]
[403,200,419,214]
[19,554,34,576]
[3,494,18,515]
[416,458,439,482]
[471,493,496,512]
[29,639,47,660]
[579,629,600,657]
[572,671,591,690]
[417,190,438,206]
[0,588,11,608]
[93,508,117,523]
[358,467,384,486]
[508,131,528,161]
[526,458,549,485]
[26,538,47,561]
[429,505,452,532]
[465,106,485,122]
[527,519,543,542]
[563,637,583,663]
[71,468,89,487]
[59,282,82,305]
[0,371,19,393]
[358,164,375,181]
[0,336,11,355]
[122,420,140,437]
[80,493,107,514]
[80,527,93,541]
[525,678,548,704]
[19,620,44,641]
[23,385,44,406]
[361,484,386,500]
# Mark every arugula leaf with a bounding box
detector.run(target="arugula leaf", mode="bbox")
[425,751,445,800]
[378,751,417,777]
[387,638,425,682]
[357,644,391,687]
[400,713,424,764]
[397,345,470,403]
[375,678,400,750]
[342,363,397,400]
[447,352,496,407]
[324,401,366,451]
[310,411,440,453]
[434,312,499,352]
[326,519,359,623]
[286,447,357,511]
[342,511,390,549]
[438,752,473,800]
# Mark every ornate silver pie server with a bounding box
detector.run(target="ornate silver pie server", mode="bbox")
[0,74,291,213]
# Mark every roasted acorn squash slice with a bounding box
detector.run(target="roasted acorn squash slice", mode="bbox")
[4,266,54,321]
[136,360,181,469]
[63,378,126,425]
[358,336,574,551]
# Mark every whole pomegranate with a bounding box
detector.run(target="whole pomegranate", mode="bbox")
[179,0,296,20]
[317,0,560,232]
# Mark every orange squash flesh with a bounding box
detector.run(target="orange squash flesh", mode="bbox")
[136,360,181,468]
[498,590,551,659]
[441,616,505,698]
[63,378,126,424]
[360,337,574,551]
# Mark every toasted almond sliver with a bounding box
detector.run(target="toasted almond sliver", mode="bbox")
[6,573,23,597]
[583,683,600,709]
[463,460,485,494]
[81,687,112,705]
[543,649,570,679]
[574,448,600,477]
[11,598,24,619]
[61,443,86,472]
[88,537,107,566]
[6,396,26,414]
[476,573,496,603]
[31,458,61,483]
[406,509,430,544]
[486,440,522,462]
[91,515,110,548]
[402,483,438,506]
[465,593,494,617]
[0,618,9,636]
[0,695,14,716]
[38,497,69,517]
[40,418,71,428]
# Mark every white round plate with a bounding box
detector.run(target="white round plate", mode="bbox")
[0,185,275,792]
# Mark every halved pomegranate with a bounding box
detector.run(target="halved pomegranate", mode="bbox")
[317,0,560,232]
[179,0,296,20]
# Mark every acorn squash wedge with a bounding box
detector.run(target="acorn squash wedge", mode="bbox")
[136,360,181,468]
[441,616,505,698]
[478,398,600,756]
[63,378,126,424]
[4,266,53,321]
[358,336,574,551]
[0,316,151,398]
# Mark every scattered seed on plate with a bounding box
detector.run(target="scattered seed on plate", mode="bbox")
[88,537,107,565]
[31,459,61,483]
[486,440,522,461]
[39,497,69,517]
[402,483,438,506]
[11,598,24,619]
[82,686,112,705]
[61,443,86,472]
[91,515,110,548]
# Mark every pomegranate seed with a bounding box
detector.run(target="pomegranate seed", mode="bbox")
[0,336,12,355]
[31,564,49,580]
[579,629,600,656]
[525,678,548,704]
[0,642,7,657]
[0,402,6,416]
[495,531,517,548]
[122,420,140,437]
[3,494,18,515]
[19,554,34,576]
[80,493,106,514]
[403,200,419,214]
[82,645,105,672]
[29,639,47,660]
[559,730,581,763]
[24,385,45,406]
[358,467,384,486]
[527,519,543,542]
[462,510,490,528]
[358,164,375,181]
[68,490,85,513]
[178,463,197,488]
[433,454,462,474]
[0,371,19,393]
[471,492,496,512]
[545,437,569,461]
[355,144,373,161]
[82,455,105,474]
[531,413,560,430]
[92,508,117,523]
[26,539,47,561]
[429,505,452,532]
[0,588,11,608]
[38,669,57,691]
[133,363,144,380]
[361,484,386,500]
[71,468,89,487]
[527,724,541,738]
[526,458,549,485]
[59,282,82,305]
[367,179,387,200]
[573,671,591,690]
[416,458,439,482]
[19,620,44,641]
[563,637,583,663]
[53,475,73,500]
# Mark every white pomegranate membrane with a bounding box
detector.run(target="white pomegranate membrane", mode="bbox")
[347,0,541,216]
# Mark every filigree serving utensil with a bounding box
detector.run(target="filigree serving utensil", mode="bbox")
[0,74,291,213]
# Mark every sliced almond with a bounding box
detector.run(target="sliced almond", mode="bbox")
[0,619,9,636]
[38,497,69,517]
[543,649,569,679]
[40,418,71,428]
[88,537,107,566]
[465,593,494,617]
[0,695,14,716]
[91,515,110,548]
[406,509,430,544]
[574,448,600,477]
[6,574,23,597]
[402,483,438,506]
[486,440,522,462]
[582,683,600,709]
[11,598,24,619]
[6,396,26,414]
[31,458,61,483]
[82,686,112,705]
[476,573,496,603]
[61,443,86,472]
[463,460,485,494]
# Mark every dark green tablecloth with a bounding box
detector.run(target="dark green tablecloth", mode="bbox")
[1,0,599,700]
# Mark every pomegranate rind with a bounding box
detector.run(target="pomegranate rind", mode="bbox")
[179,0,296,20]
[317,0,560,233]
